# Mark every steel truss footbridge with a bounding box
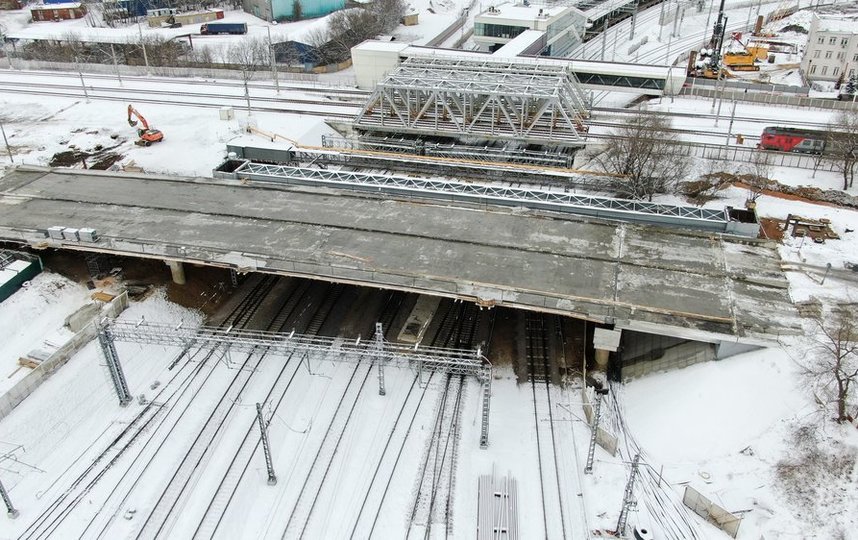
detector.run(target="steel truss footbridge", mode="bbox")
[353,56,591,146]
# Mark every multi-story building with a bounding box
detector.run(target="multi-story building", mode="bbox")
[473,1,587,57]
[801,13,858,83]
[242,0,344,22]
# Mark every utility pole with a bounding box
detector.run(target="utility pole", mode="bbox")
[629,1,639,41]
[267,26,279,94]
[374,323,385,396]
[110,43,123,87]
[672,1,681,38]
[256,403,277,485]
[0,118,13,163]
[74,57,90,103]
[715,72,727,126]
[601,20,608,61]
[138,22,150,76]
[659,0,666,41]
[97,322,131,406]
[725,99,737,144]
[615,453,641,537]
[584,388,608,474]
[0,477,18,518]
[704,0,715,47]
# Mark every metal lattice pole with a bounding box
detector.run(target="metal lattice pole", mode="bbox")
[478,346,491,448]
[584,390,606,474]
[615,453,641,536]
[256,403,277,485]
[0,477,18,518]
[374,323,385,396]
[97,324,131,406]
[479,378,491,448]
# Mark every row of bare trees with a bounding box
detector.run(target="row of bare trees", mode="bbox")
[595,109,858,201]
[304,0,406,64]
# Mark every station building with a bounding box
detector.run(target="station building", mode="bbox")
[801,13,858,82]
[473,1,587,56]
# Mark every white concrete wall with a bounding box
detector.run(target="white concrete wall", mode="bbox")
[0,292,129,420]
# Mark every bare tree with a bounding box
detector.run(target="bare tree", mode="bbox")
[804,310,858,423]
[370,0,406,33]
[744,150,774,206]
[595,112,690,201]
[827,110,858,191]
[292,0,303,21]
[225,38,270,114]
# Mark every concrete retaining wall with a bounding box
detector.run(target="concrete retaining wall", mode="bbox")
[622,340,716,381]
[0,292,129,420]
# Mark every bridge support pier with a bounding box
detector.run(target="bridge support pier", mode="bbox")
[593,328,622,372]
[166,260,186,285]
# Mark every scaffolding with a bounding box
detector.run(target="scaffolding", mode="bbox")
[353,56,590,147]
[98,319,495,445]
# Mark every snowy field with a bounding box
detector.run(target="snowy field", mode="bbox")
[0,1,857,538]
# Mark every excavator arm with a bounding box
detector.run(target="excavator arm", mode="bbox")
[127,104,150,130]
[126,104,163,146]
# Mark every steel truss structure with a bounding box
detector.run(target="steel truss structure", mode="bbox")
[98,319,494,446]
[321,134,575,169]
[235,162,731,230]
[353,56,590,147]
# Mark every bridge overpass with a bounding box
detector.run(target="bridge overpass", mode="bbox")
[0,166,799,347]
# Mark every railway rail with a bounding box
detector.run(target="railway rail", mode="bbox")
[134,278,329,539]
[526,313,568,540]
[0,79,357,119]
[18,274,279,540]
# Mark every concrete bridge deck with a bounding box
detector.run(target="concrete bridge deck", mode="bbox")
[0,166,799,345]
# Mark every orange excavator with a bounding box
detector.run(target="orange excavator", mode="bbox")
[127,104,164,146]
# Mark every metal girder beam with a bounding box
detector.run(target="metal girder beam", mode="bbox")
[234,163,729,228]
[104,319,491,381]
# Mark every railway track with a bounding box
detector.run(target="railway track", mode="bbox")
[275,290,410,539]
[0,79,357,119]
[403,301,482,539]
[135,279,343,539]
[526,313,568,540]
[0,66,370,98]
[18,274,279,540]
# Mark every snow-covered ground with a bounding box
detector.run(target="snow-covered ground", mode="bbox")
[1,1,858,538]
[0,271,90,394]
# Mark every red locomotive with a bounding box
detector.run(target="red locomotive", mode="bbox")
[758,126,826,154]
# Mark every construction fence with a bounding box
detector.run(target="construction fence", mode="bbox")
[0,58,357,88]
[0,292,129,420]
[581,387,618,457]
[680,85,858,112]
[682,485,742,538]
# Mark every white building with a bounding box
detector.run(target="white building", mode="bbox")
[801,13,858,83]
[472,2,587,57]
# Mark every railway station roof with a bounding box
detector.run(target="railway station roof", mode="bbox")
[0,166,801,345]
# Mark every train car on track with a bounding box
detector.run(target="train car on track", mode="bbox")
[758,126,827,154]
